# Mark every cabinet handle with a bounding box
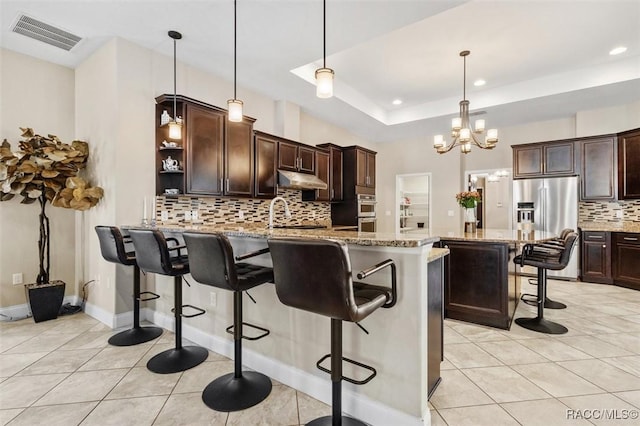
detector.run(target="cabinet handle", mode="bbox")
[623,237,638,241]
[220,179,223,191]
[602,245,606,248]
[331,188,334,199]
[226,179,229,192]
[589,235,603,239]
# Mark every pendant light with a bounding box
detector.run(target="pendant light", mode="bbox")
[315,0,334,98]
[228,0,243,122]
[168,30,182,140]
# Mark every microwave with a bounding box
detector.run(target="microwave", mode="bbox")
[357,194,376,217]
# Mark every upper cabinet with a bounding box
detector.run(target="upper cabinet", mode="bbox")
[342,146,376,197]
[186,102,225,196]
[618,128,640,200]
[156,96,186,196]
[278,139,315,174]
[224,117,255,197]
[580,136,616,201]
[317,143,344,202]
[513,141,576,179]
[254,131,278,198]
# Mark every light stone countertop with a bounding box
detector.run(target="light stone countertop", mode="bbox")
[427,248,449,262]
[425,228,556,243]
[578,221,640,233]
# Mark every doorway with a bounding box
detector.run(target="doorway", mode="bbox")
[465,168,512,230]
[396,173,431,233]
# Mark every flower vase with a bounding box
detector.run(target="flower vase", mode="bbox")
[464,207,476,233]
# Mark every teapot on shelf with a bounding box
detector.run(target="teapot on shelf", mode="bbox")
[162,156,180,171]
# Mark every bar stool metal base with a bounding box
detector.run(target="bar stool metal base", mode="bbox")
[108,326,163,347]
[147,346,208,374]
[202,371,272,412]
[515,317,568,335]
[307,415,368,426]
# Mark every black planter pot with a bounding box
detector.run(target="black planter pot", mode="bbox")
[27,280,65,323]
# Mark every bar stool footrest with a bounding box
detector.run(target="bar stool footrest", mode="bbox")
[225,322,270,341]
[171,304,206,318]
[138,291,160,302]
[316,354,377,385]
[520,294,567,309]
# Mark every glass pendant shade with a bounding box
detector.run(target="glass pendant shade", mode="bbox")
[475,119,485,132]
[228,99,243,122]
[459,128,471,142]
[487,128,498,141]
[434,134,444,148]
[315,67,334,98]
[168,121,182,140]
[452,117,462,130]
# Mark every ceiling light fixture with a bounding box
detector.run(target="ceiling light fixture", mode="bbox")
[609,46,627,56]
[168,30,182,140]
[315,0,334,98]
[474,79,486,87]
[228,0,243,122]
[392,99,403,105]
[434,50,498,154]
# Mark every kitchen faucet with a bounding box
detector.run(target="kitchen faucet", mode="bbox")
[268,196,292,228]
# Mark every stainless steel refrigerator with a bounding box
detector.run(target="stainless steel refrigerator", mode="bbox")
[513,176,579,280]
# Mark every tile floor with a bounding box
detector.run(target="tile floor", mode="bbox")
[0,278,639,425]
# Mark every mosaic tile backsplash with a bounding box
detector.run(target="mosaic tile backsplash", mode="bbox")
[155,189,331,226]
[579,200,640,222]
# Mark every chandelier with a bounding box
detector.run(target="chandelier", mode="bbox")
[434,50,498,154]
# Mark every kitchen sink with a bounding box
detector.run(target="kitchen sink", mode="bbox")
[272,224,327,230]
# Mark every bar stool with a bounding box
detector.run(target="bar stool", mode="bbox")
[267,237,397,426]
[128,229,208,373]
[95,226,163,346]
[183,232,274,412]
[514,232,578,334]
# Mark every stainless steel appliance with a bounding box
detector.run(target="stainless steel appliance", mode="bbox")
[357,194,376,217]
[513,176,579,280]
[358,217,376,232]
[332,193,377,231]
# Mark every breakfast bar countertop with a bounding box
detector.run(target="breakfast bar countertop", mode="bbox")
[578,221,640,233]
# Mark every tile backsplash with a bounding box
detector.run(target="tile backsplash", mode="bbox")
[579,200,640,222]
[155,189,330,226]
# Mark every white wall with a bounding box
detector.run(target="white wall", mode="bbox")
[576,100,640,136]
[0,48,76,307]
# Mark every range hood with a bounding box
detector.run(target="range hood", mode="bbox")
[278,170,328,190]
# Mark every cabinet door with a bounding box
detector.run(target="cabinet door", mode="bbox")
[544,142,575,176]
[186,104,224,195]
[513,146,543,178]
[255,134,278,198]
[330,147,343,200]
[278,140,298,171]
[315,150,330,201]
[224,119,253,196]
[581,232,611,283]
[298,146,316,174]
[580,137,616,201]
[613,233,640,290]
[356,149,368,186]
[618,129,640,199]
[366,152,376,187]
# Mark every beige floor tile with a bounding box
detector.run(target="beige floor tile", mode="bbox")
[501,398,592,425]
[443,327,469,344]
[3,333,78,354]
[462,366,552,403]
[557,359,640,392]
[41,317,99,335]
[448,323,511,342]
[0,334,36,353]
[595,332,640,354]
[105,366,181,399]
[614,390,640,409]
[6,401,97,426]
[602,356,640,378]
[438,404,520,426]
[0,352,48,377]
[226,384,298,426]
[555,318,619,336]
[429,410,448,426]
[560,393,640,426]
[512,363,604,397]
[0,373,67,409]
[17,348,101,376]
[429,369,494,409]
[172,360,234,394]
[440,358,456,370]
[0,408,23,426]
[136,343,174,367]
[558,335,634,358]
[590,317,640,333]
[154,392,228,425]
[78,345,151,370]
[80,395,167,426]
[502,323,546,340]
[587,304,640,317]
[518,338,592,361]
[445,343,503,369]
[55,331,112,351]
[87,322,112,332]
[477,340,548,365]
[33,369,128,406]
[297,390,331,424]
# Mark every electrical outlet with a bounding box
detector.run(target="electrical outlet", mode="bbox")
[192,210,199,220]
[161,210,169,221]
[238,210,244,220]
[210,291,217,307]
[184,211,192,221]
[448,210,454,217]
[12,273,23,285]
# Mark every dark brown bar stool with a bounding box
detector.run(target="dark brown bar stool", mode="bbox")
[129,229,208,373]
[514,232,578,334]
[95,226,163,346]
[268,237,397,426]
[183,232,274,412]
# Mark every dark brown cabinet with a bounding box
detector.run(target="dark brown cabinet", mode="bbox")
[186,103,224,195]
[513,141,576,179]
[580,136,616,201]
[580,231,612,284]
[156,95,187,196]
[224,117,255,197]
[613,232,640,290]
[313,149,330,201]
[254,132,278,198]
[316,143,343,202]
[342,146,376,197]
[278,139,315,174]
[618,128,640,199]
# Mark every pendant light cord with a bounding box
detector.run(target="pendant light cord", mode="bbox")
[234,0,237,100]
[462,53,466,102]
[173,36,177,118]
[323,0,326,68]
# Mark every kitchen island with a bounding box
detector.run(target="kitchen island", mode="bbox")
[124,223,442,426]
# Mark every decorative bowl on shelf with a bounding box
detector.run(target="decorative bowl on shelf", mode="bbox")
[164,188,179,195]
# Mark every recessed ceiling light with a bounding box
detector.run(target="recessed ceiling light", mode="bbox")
[609,46,627,55]
[474,79,486,87]
[392,99,403,105]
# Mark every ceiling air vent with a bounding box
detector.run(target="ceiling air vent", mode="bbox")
[11,14,81,51]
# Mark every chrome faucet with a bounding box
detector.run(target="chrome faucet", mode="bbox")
[268,196,292,228]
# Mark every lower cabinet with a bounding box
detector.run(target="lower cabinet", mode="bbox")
[613,233,640,290]
[580,231,613,284]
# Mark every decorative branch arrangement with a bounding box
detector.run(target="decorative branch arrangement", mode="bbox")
[0,128,103,284]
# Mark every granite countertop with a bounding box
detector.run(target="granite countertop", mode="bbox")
[128,223,440,248]
[427,228,557,243]
[427,248,449,262]
[578,221,640,233]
